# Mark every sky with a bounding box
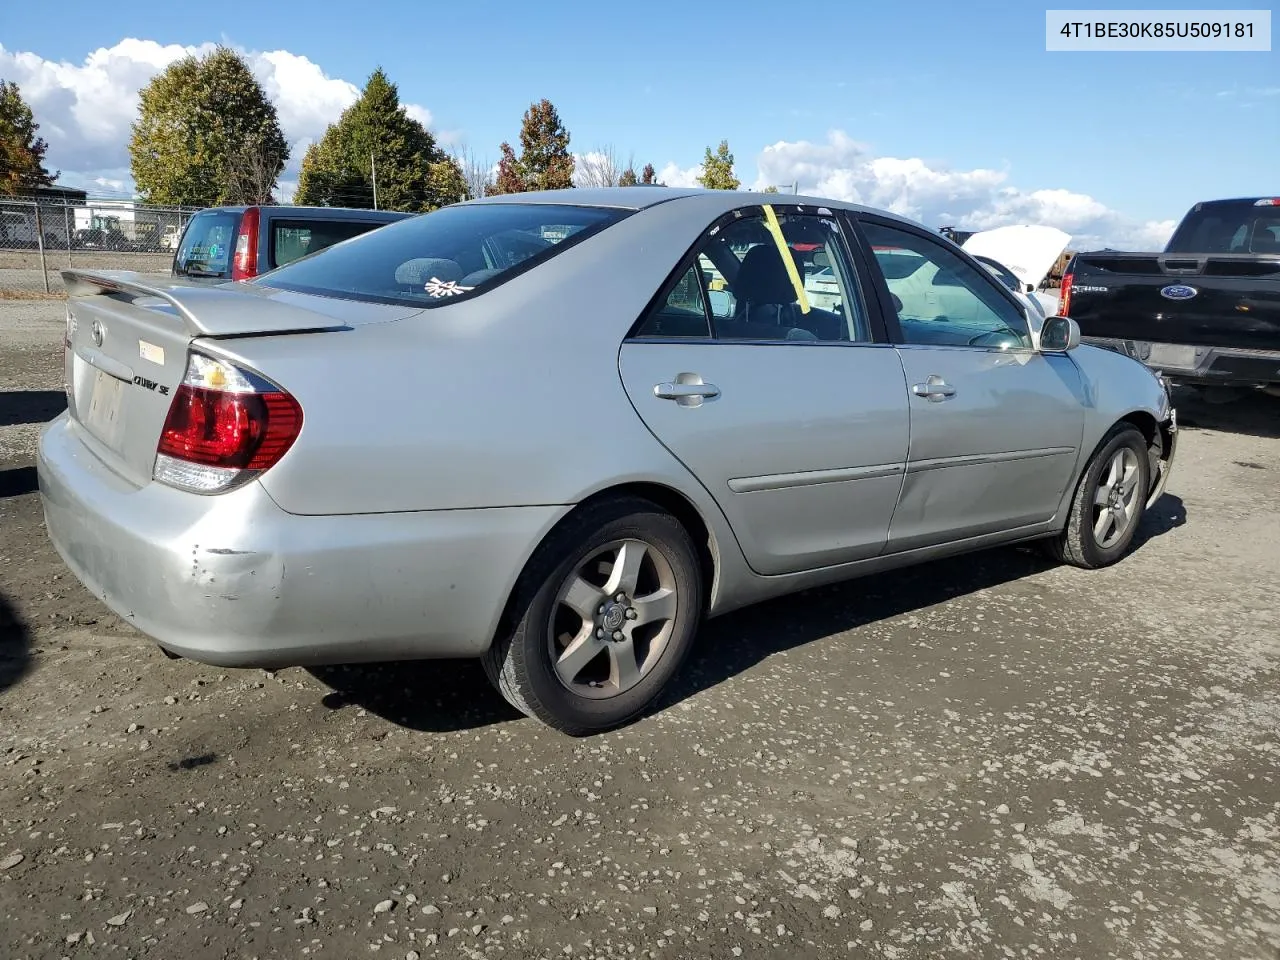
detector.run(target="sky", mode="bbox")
[2,0,1277,249]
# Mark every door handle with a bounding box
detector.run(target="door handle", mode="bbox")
[911,375,956,402]
[654,375,720,407]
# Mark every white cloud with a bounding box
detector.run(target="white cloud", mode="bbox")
[743,130,1174,250]
[657,162,702,188]
[0,38,443,197]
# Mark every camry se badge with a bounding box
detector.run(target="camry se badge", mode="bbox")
[1160,284,1198,301]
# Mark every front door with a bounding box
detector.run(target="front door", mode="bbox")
[619,205,910,576]
[855,216,1086,553]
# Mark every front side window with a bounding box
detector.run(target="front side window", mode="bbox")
[255,203,630,307]
[634,208,871,343]
[861,221,1032,350]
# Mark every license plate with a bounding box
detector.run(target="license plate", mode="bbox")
[1147,343,1198,369]
[83,368,126,448]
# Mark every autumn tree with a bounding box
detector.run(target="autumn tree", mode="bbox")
[0,80,57,195]
[618,167,638,186]
[296,68,466,211]
[129,46,287,206]
[696,140,739,190]
[488,99,574,194]
[641,163,658,185]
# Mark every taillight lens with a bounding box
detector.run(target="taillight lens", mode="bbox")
[231,206,261,280]
[1058,271,1073,317]
[154,352,302,494]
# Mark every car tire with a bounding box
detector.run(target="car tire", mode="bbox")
[1047,423,1151,569]
[482,497,704,735]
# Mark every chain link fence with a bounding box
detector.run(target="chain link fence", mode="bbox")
[0,197,204,297]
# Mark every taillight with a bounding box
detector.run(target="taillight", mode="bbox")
[231,206,261,280]
[154,352,302,494]
[1058,271,1073,317]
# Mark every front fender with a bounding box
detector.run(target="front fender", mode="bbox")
[1054,343,1176,521]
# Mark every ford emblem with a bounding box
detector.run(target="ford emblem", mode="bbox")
[1159,284,1198,301]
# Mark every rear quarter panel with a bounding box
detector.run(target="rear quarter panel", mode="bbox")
[209,193,744,519]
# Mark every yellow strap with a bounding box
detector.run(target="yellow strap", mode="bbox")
[761,203,810,314]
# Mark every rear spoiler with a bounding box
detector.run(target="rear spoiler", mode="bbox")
[63,269,204,333]
[61,269,348,339]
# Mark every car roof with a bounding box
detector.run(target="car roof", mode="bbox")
[195,205,413,220]
[461,186,929,231]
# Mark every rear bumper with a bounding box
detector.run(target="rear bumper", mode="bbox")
[1083,337,1280,387]
[37,413,563,668]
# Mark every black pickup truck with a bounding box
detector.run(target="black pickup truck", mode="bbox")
[1060,197,1280,395]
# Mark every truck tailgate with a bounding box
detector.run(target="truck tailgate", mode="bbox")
[1069,253,1280,353]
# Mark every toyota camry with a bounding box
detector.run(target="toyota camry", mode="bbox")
[38,187,1177,735]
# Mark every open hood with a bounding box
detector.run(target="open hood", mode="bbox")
[961,225,1071,289]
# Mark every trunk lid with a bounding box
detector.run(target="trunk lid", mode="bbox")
[61,269,420,487]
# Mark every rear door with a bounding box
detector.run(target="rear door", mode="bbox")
[618,204,910,576]
[852,215,1086,553]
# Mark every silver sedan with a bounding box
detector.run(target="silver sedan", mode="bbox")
[38,187,1178,734]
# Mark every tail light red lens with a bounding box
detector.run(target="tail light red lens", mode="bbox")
[231,206,261,280]
[154,351,302,494]
[1058,271,1073,317]
[158,386,302,470]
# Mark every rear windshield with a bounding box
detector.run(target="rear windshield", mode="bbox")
[1166,200,1280,254]
[174,210,241,278]
[269,219,392,270]
[255,203,630,307]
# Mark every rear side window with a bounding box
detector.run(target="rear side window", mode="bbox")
[174,210,241,278]
[1167,201,1280,254]
[269,219,392,269]
[255,203,630,307]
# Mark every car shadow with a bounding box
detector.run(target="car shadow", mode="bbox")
[1172,386,1280,440]
[310,502,1186,735]
[0,591,32,697]
[1132,492,1187,550]
[0,465,38,499]
[0,389,66,428]
[306,659,522,733]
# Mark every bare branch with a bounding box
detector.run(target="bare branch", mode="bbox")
[451,145,494,199]
[576,144,622,188]
[223,133,286,205]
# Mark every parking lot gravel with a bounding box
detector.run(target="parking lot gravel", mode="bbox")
[2,300,1278,959]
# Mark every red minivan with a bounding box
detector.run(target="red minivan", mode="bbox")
[171,204,414,283]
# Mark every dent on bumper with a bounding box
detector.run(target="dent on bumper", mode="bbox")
[36,413,565,668]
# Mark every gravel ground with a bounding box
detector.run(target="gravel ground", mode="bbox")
[2,301,1279,960]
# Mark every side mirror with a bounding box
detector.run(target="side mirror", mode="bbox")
[1039,315,1080,352]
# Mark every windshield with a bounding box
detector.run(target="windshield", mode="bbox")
[174,209,241,278]
[255,203,631,307]
[1166,200,1280,254]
